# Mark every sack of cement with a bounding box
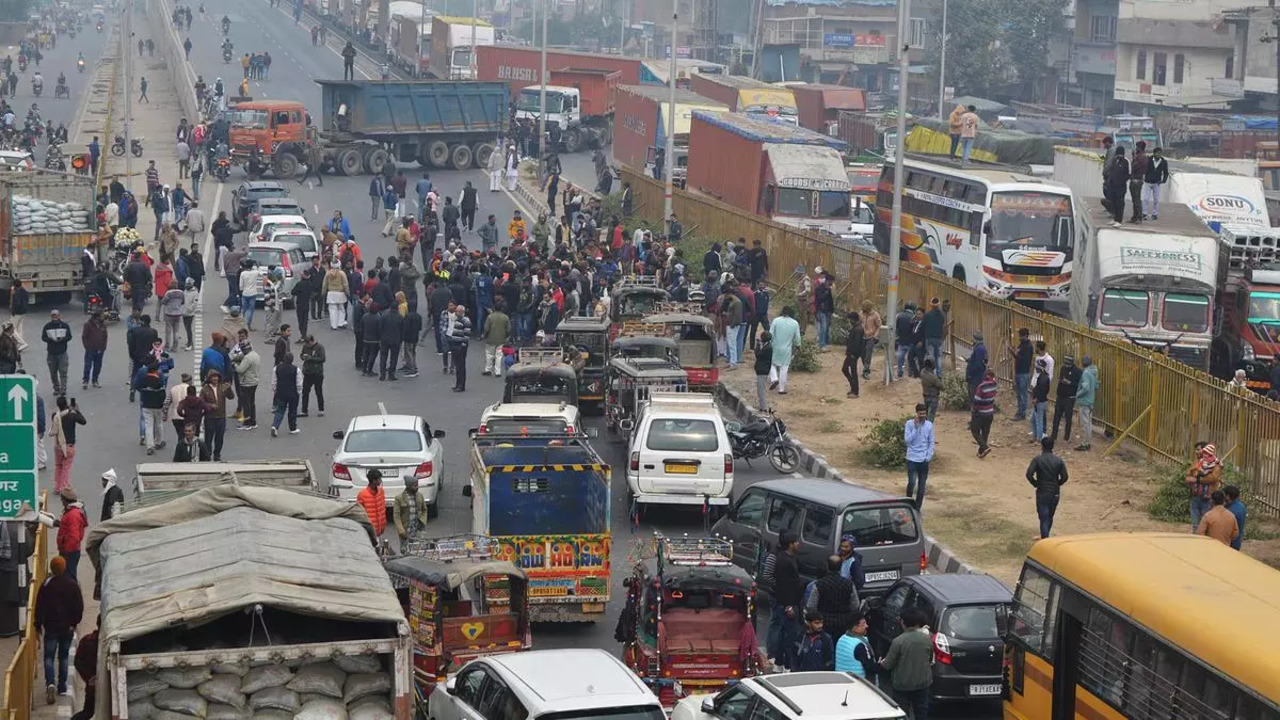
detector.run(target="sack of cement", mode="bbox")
[199,674,248,709]
[153,688,209,718]
[129,697,160,720]
[332,655,381,675]
[342,674,390,705]
[249,687,301,714]
[161,666,214,689]
[241,664,295,695]
[128,672,171,702]
[294,698,348,720]
[347,696,393,720]
[207,703,253,720]
[286,663,346,699]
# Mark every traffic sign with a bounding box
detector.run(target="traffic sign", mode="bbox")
[0,375,37,518]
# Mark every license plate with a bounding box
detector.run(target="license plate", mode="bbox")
[969,684,1001,696]
[581,603,606,613]
[665,464,698,475]
[864,570,900,583]
[1014,291,1044,299]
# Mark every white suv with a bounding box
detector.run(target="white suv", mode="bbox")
[626,392,732,513]
[673,673,905,720]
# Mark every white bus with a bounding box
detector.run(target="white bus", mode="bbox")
[873,159,1076,302]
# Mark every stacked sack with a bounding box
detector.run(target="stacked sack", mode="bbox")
[11,195,91,234]
[124,655,395,720]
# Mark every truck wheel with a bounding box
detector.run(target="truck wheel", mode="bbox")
[449,144,473,171]
[364,147,389,175]
[563,128,583,153]
[472,142,495,169]
[415,146,433,167]
[427,140,451,168]
[273,153,298,179]
[336,149,363,176]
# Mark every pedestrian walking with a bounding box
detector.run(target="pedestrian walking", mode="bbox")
[200,369,234,460]
[449,304,471,391]
[841,311,865,398]
[270,351,301,436]
[1010,327,1032,420]
[138,75,148,102]
[971,369,997,458]
[263,268,284,339]
[176,138,191,178]
[893,302,915,379]
[324,262,350,328]
[768,306,801,394]
[394,477,429,549]
[460,180,477,231]
[813,271,834,349]
[80,311,107,389]
[1103,147,1129,224]
[359,300,381,376]
[238,261,262,329]
[722,288,743,368]
[1026,437,1069,538]
[165,372,195,440]
[48,397,85,494]
[860,302,880,380]
[369,175,384,221]
[904,403,934,509]
[136,362,167,453]
[161,280,184,349]
[1051,354,1081,444]
[41,309,71,396]
[965,331,987,406]
[1197,490,1239,547]
[299,336,325,416]
[1074,355,1098,451]
[291,267,315,339]
[35,555,82,705]
[1185,442,1222,531]
[488,142,503,192]
[1030,358,1050,442]
[754,332,772,411]
[881,606,934,718]
[919,359,941,421]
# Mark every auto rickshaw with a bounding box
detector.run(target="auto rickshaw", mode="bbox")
[640,312,718,391]
[605,356,689,435]
[616,535,763,710]
[611,335,680,363]
[503,348,580,405]
[610,276,671,339]
[557,315,612,413]
[384,534,531,700]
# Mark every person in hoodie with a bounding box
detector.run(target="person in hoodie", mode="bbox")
[100,468,124,521]
[80,310,108,389]
[1075,355,1099,451]
[53,489,88,580]
[136,361,168,453]
[965,331,988,408]
[1051,354,1082,445]
[200,332,228,382]
[199,369,234,460]
[35,554,82,704]
[270,351,303,437]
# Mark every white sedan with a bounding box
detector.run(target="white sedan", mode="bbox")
[248,214,309,244]
[329,414,445,518]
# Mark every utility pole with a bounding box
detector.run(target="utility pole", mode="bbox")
[937,0,947,119]
[884,0,910,384]
[748,0,764,78]
[124,0,134,184]
[663,0,677,232]
[537,0,548,176]
[470,0,478,79]
[418,1,426,76]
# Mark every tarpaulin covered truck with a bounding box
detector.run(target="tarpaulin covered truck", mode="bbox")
[0,169,96,297]
[687,74,799,126]
[88,485,413,720]
[612,84,726,186]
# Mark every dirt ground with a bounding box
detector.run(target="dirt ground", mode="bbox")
[721,344,1280,587]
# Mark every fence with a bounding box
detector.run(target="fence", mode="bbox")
[620,166,1280,518]
[94,24,119,189]
[1,492,51,720]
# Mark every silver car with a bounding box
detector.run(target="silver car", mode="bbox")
[329,414,446,518]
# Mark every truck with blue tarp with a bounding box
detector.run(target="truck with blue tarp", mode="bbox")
[465,432,611,623]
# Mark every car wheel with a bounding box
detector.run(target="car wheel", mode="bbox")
[427,501,439,519]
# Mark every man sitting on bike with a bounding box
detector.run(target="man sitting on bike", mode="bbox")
[221,15,230,33]
[32,72,42,92]
[55,72,65,95]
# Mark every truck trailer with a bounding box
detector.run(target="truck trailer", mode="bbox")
[687,74,799,126]
[790,83,867,135]
[0,169,96,297]
[477,44,653,93]
[612,84,726,186]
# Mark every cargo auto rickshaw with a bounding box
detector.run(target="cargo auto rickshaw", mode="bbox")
[503,348,580,406]
[641,312,718,391]
[557,315,612,413]
[605,356,689,435]
[610,277,670,339]
[616,535,763,710]
[384,534,531,700]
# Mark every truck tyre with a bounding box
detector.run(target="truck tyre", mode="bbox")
[449,144,473,171]
[273,153,299,179]
[472,142,495,169]
[427,140,451,168]
[416,146,433,167]
[563,127,583,153]
[336,148,363,176]
[364,147,390,176]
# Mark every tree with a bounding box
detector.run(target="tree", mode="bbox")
[1003,0,1069,98]
[927,0,1066,102]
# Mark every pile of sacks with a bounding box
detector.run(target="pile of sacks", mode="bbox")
[125,655,395,720]
[11,195,91,234]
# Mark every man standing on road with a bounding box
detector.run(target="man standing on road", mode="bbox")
[481,300,510,377]
[1051,354,1082,445]
[415,172,432,215]
[136,361,167,454]
[768,306,801,394]
[880,606,934,718]
[369,175,385,221]
[41,309,71,396]
[460,181,478,231]
[1075,355,1098,451]
[1027,437,1069,538]
[299,335,325,417]
[449,304,471,391]
[270,351,302,437]
[378,302,403,382]
[769,531,803,670]
[1128,141,1148,223]
[921,298,945,375]
[488,142,503,192]
[230,333,260,430]
[904,403,934,509]
[200,369,234,461]
[357,469,387,536]
[394,476,428,549]
[1143,146,1168,220]
[958,105,979,165]
[478,214,499,254]
[341,41,356,81]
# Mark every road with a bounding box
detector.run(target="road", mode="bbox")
[37,3,996,716]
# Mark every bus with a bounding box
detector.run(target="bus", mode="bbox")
[873,158,1075,302]
[1004,533,1280,720]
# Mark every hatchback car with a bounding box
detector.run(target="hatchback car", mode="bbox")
[329,414,446,518]
[673,672,904,720]
[232,180,288,223]
[864,574,1012,702]
[242,241,306,306]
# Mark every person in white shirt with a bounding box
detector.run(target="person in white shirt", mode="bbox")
[238,261,264,330]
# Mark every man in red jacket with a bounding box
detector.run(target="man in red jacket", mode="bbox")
[35,555,83,704]
[55,489,88,580]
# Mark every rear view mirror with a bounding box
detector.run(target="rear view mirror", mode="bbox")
[434,429,447,439]
[445,676,458,695]
[331,430,344,440]
[462,485,473,498]
[701,697,716,714]
[724,420,742,433]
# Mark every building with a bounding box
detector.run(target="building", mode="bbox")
[1069,0,1119,113]
[1110,0,1241,110]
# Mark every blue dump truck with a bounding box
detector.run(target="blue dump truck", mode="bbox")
[230,80,508,177]
[465,432,612,623]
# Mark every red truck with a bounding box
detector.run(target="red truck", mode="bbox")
[477,45,647,92]
[790,83,867,134]
[613,84,726,185]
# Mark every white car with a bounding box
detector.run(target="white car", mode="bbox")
[329,414,446,518]
[673,673,905,720]
[0,150,35,171]
[248,214,308,243]
[266,226,320,259]
[475,401,587,437]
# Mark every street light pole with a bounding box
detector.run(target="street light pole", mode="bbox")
[884,0,910,384]
[537,0,548,176]
[937,0,947,119]
[663,0,677,232]
[124,0,133,184]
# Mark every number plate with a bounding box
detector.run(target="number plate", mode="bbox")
[581,603,606,613]
[969,684,1001,696]
[864,570,900,583]
[665,463,698,474]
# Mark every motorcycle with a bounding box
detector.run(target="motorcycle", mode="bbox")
[45,143,64,171]
[76,58,84,73]
[31,80,42,97]
[130,137,144,157]
[17,57,25,72]
[95,21,103,33]
[54,82,68,99]
[214,156,231,181]
[222,47,232,63]
[725,411,801,474]
[110,133,125,156]
[221,21,230,36]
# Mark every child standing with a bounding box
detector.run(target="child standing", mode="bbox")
[794,612,835,671]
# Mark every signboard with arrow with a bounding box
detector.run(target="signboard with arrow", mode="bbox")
[0,375,38,517]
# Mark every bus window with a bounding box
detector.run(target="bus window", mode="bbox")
[1079,607,1131,708]
[988,191,1073,250]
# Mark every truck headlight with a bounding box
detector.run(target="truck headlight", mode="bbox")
[1241,341,1256,361]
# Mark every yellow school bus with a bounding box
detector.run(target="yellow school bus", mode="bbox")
[1004,533,1280,720]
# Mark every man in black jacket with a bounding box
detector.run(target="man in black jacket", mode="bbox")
[378,305,404,381]
[842,311,865,398]
[122,251,152,312]
[360,303,381,377]
[270,352,302,436]
[459,181,478,231]
[1143,146,1169,220]
[1051,354,1082,445]
[449,304,471,392]
[806,555,858,642]
[401,305,422,378]
[1103,147,1129,224]
[291,268,315,339]
[173,422,211,461]
[126,315,159,402]
[441,196,460,238]
[893,302,915,379]
[1026,437,1069,538]
[768,530,803,670]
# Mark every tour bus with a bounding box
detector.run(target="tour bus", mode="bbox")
[873,158,1076,303]
[1004,533,1280,720]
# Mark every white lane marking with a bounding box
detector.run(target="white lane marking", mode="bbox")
[193,182,225,385]
[265,3,375,79]
[500,183,535,222]
[378,401,387,416]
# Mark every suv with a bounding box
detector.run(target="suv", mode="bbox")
[627,392,732,514]
[711,478,926,598]
[232,180,288,224]
[865,574,1012,703]
[672,672,904,720]
[249,196,307,225]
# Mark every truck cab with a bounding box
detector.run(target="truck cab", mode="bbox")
[1215,227,1280,391]
[228,100,310,177]
[516,85,580,135]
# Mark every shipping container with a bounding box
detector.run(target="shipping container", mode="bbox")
[612,84,726,174]
[791,83,867,134]
[477,45,651,93]
[429,16,495,80]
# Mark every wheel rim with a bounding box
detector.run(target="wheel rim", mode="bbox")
[770,444,799,471]
[451,145,472,170]
[428,141,449,167]
[340,150,362,175]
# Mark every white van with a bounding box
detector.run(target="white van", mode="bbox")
[626,392,733,513]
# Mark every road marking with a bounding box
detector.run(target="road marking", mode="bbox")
[265,3,375,80]
[501,183,535,223]
[378,401,387,415]
[193,182,225,386]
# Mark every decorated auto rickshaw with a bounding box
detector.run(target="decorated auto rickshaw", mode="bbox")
[503,348,580,405]
[610,277,671,339]
[384,534,531,701]
[557,315,612,413]
[605,356,689,435]
[639,312,718,391]
[611,335,681,363]
[616,535,763,710]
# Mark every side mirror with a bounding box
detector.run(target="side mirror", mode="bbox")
[444,675,458,695]
[468,428,479,439]
[331,430,344,440]
[586,427,599,438]
[434,429,447,439]
[462,485,473,498]
[701,697,716,714]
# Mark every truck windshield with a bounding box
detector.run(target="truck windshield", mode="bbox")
[451,47,472,68]
[517,90,565,114]
[1248,291,1280,323]
[818,190,851,218]
[1100,289,1149,328]
[229,109,269,129]
[774,188,811,217]
[988,191,1073,254]
[1162,293,1210,333]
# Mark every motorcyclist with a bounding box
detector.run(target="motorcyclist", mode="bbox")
[221,15,230,33]
[76,52,84,70]
[31,72,42,94]
[56,72,65,89]
[194,75,207,103]
[214,140,229,161]
[55,122,66,143]
[214,77,224,98]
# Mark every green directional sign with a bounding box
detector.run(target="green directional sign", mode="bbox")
[0,375,37,518]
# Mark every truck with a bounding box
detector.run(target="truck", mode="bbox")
[132,459,319,504]
[88,485,414,720]
[227,80,507,179]
[477,44,654,93]
[687,74,799,126]
[1070,202,1224,370]
[612,84,726,188]
[790,83,867,135]
[686,110,851,235]
[0,169,96,297]
[391,14,431,76]
[429,16,495,80]
[464,432,611,623]
[514,68,621,153]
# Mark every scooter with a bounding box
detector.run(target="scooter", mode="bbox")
[31,80,42,98]
[129,137,144,157]
[110,133,125,156]
[214,156,231,181]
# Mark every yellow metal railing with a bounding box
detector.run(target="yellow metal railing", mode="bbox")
[621,166,1280,518]
[1,492,50,720]
[94,25,120,189]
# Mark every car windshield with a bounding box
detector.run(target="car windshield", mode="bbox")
[343,429,423,453]
[540,707,665,720]
[1248,291,1280,323]
[1162,293,1210,333]
[1100,289,1149,328]
[941,604,1006,640]
[230,109,269,129]
[483,418,570,434]
[510,377,574,400]
[851,202,875,225]
[646,418,719,452]
[246,188,287,202]
[259,205,299,216]
[841,505,919,546]
[988,191,1073,254]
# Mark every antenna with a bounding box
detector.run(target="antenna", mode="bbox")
[841,690,848,707]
